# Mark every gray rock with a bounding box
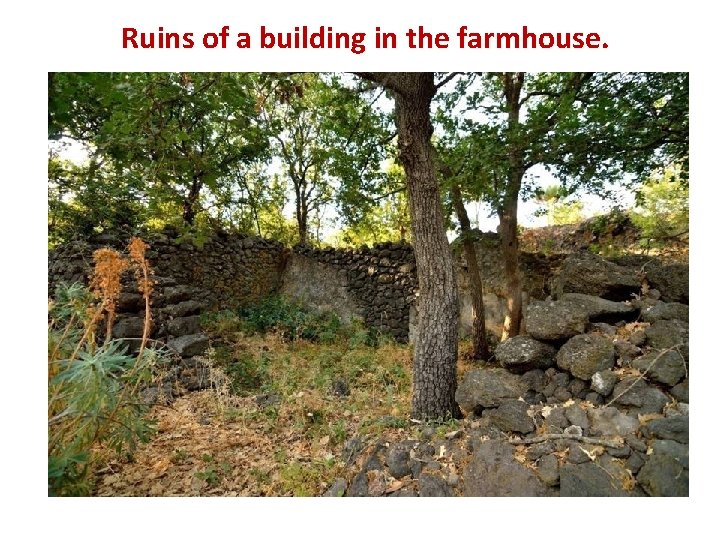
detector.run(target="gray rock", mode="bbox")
[568,378,588,399]
[587,407,640,437]
[588,322,617,336]
[626,451,646,474]
[614,339,642,360]
[560,293,636,319]
[641,416,689,444]
[564,404,589,430]
[463,440,549,496]
[163,300,205,318]
[495,336,557,372]
[521,369,546,393]
[112,317,146,339]
[585,392,604,406]
[167,315,202,337]
[641,301,689,323]
[330,378,350,397]
[556,334,616,381]
[670,380,689,403]
[591,370,619,397]
[482,400,535,434]
[341,436,364,465]
[637,454,688,496]
[559,462,637,496]
[525,300,588,341]
[162,285,194,304]
[567,442,591,464]
[551,253,641,301]
[536,454,560,486]
[346,472,368,497]
[117,291,144,311]
[386,442,412,479]
[167,334,209,358]
[652,440,689,468]
[526,441,555,461]
[455,368,529,411]
[632,350,686,387]
[645,319,689,350]
[545,407,570,431]
[645,261,689,304]
[610,378,670,414]
[418,474,453,497]
[323,478,348,496]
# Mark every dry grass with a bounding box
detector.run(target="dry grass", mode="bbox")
[93,326,419,496]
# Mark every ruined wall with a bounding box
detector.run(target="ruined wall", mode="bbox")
[48,229,688,344]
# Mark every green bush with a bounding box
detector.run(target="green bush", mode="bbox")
[238,295,374,345]
[48,283,167,496]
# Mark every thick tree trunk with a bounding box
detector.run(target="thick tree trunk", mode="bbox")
[500,73,525,340]
[450,183,490,360]
[394,74,460,420]
[499,188,522,340]
[295,183,308,244]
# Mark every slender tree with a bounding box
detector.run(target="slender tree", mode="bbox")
[356,72,461,420]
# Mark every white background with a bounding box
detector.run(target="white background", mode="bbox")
[2,0,714,536]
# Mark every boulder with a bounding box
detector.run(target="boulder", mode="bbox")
[609,378,670,414]
[556,334,615,381]
[637,454,688,496]
[167,315,202,337]
[463,440,549,496]
[455,368,529,411]
[640,301,689,323]
[551,253,642,301]
[651,440,689,468]
[525,300,588,341]
[590,369,619,397]
[645,261,689,304]
[112,316,146,339]
[560,461,638,497]
[495,336,557,372]
[167,333,209,358]
[670,380,690,403]
[641,416,689,444]
[560,293,636,320]
[536,454,560,486]
[631,350,686,387]
[645,319,689,350]
[482,400,535,434]
[587,407,640,437]
[418,473,453,497]
[163,300,205,318]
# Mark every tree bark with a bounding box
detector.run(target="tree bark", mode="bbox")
[499,184,522,340]
[182,174,202,225]
[499,73,525,340]
[393,74,460,420]
[449,183,490,360]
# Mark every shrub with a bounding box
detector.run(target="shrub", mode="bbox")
[48,238,167,496]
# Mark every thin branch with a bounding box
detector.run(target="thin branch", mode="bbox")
[508,433,624,449]
[435,72,462,91]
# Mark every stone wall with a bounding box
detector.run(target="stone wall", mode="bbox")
[286,242,418,341]
[48,229,688,344]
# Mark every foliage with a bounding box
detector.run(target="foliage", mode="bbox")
[630,165,689,250]
[48,239,166,496]
[235,295,383,346]
[254,73,392,243]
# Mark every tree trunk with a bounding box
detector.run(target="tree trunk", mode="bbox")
[500,73,525,340]
[394,74,460,420]
[182,175,202,225]
[499,187,522,340]
[294,182,308,244]
[450,183,490,360]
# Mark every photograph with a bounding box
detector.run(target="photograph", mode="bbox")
[47,71,689,498]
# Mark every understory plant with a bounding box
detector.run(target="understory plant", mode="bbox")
[48,238,167,496]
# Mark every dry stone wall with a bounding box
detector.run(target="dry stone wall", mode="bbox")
[48,229,689,345]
